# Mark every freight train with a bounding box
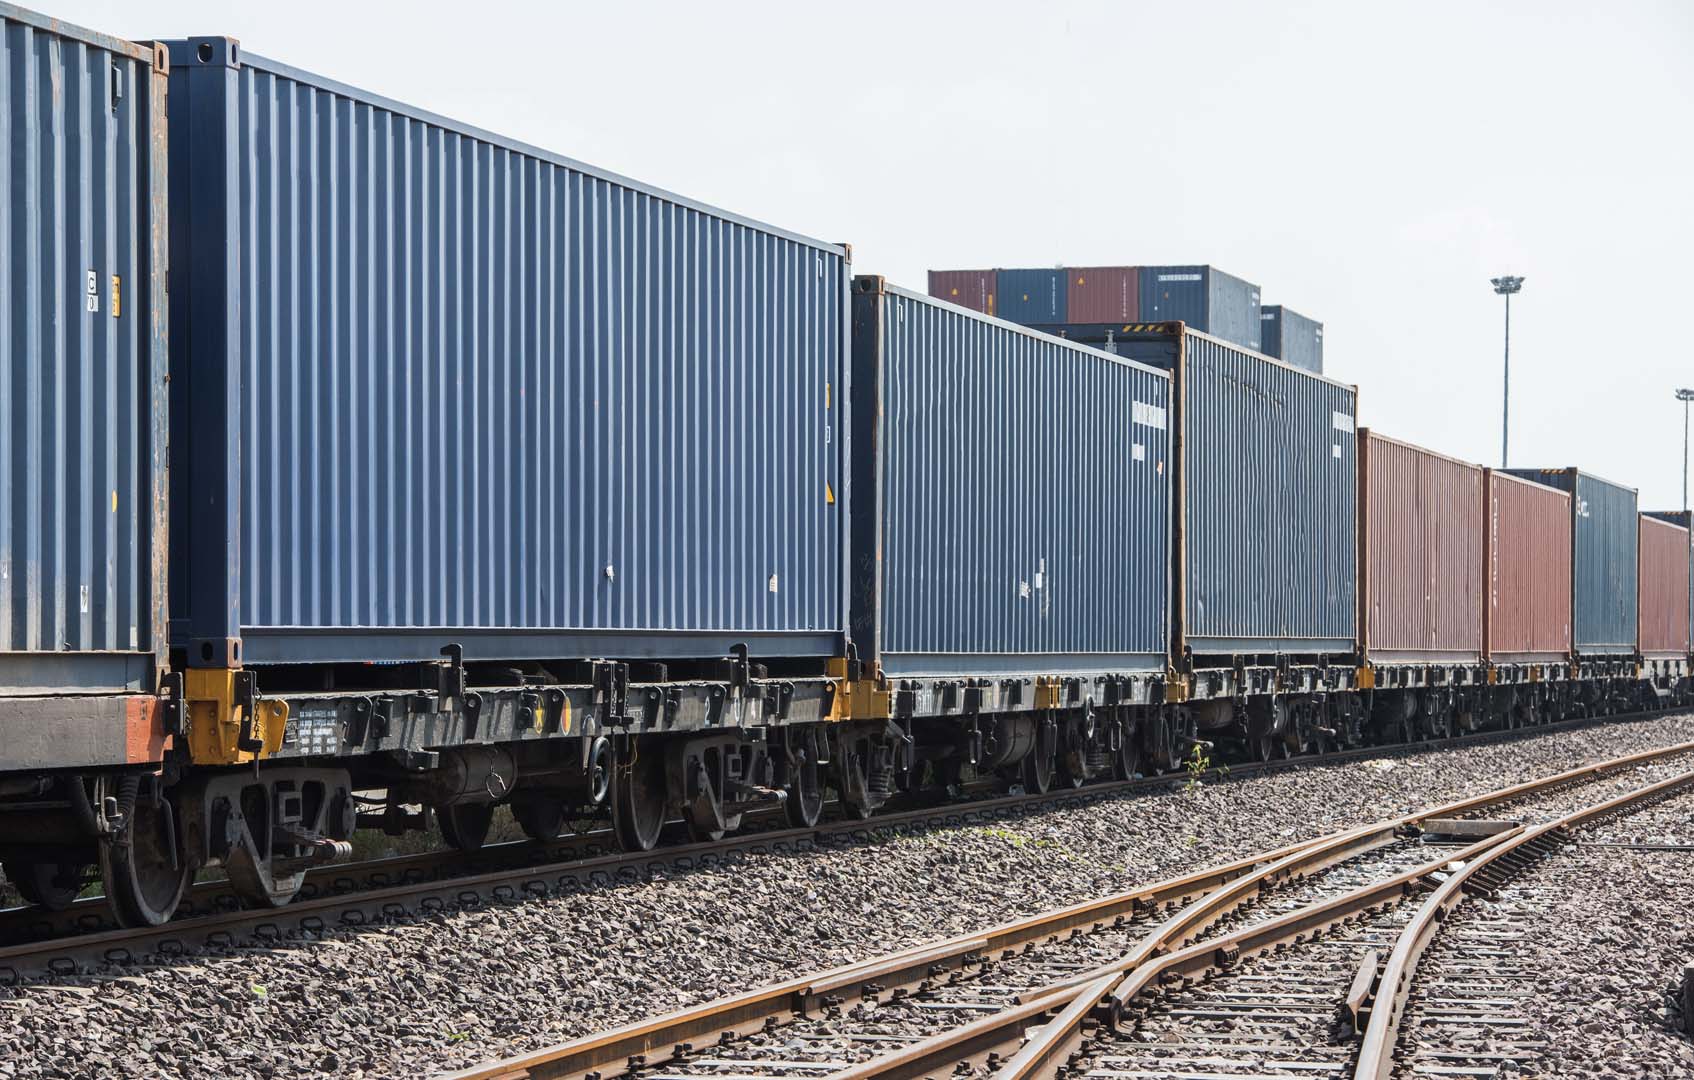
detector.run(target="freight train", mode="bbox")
[1,3,1689,927]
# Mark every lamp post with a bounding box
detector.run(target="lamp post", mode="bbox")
[1679,389,1694,512]
[1491,275,1524,467]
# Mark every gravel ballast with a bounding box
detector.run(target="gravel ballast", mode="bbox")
[2,715,1693,1079]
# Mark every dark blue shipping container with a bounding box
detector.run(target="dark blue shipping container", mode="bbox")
[996,268,1067,324]
[850,279,1171,677]
[1,5,169,697]
[1139,266,1261,351]
[1260,305,1323,374]
[163,39,850,667]
[1507,469,1638,656]
[1107,325,1357,659]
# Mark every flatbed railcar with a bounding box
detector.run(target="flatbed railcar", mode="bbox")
[2,3,1692,928]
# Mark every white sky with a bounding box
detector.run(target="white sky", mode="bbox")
[58,0,1694,508]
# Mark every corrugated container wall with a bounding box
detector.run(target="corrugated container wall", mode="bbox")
[164,40,848,667]
[1065,266,1138,323]
[1138,266,1261,351]
[1358,431,1483,664]
[1637,513,1690,658]
[1645,509,1694,651]
[0,6,168,695]
[1505,469,1638,656]
[926,269,995,316]
[1260,305,1323,374]
[1483,470,1572,662]
[996,268,1066,324]
[1110,327,1356,659]
[850,279,1171,676]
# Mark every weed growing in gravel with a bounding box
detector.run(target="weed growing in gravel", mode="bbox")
[971,826,1081,860]
[1183,745,1213,793]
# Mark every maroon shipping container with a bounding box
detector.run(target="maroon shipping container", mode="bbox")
[1484,469,1574,662]
[1359,431,1484,663]
[1066,266,1139,323]
[1637,514,1691,658]
[927,270,996,316]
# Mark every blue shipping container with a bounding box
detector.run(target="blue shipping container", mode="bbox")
[0,5,168,696]
[850,279,1171,676]
[1139,266,1262,351]
[1260,305,1323,374]
[996,268,1067,324]
[1108,326,1357,659]
[164,39,849,667]
[1506,469,1638,656]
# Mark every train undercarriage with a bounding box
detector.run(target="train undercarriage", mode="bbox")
[0,655,1687,927]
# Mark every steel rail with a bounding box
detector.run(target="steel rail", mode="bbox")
[438,738,1694,1080]
[1352,767,1694,1080]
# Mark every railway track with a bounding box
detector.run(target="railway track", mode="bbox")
[1377,783,1694,1079]
[0,710,1677,982]
[440,738,1694,1080]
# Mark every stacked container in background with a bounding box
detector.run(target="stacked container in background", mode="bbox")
[995,268,1067,323]
[1139,266,1262,351]
[926,270,996,316]
[1260,305,1324,374]
[1504,469,1638,657]
[1358,432,1483,664]
[926,264,1271,354]
[1638,513,1692,658]
[1483,470,1574,662]
[1066,266,1139,323]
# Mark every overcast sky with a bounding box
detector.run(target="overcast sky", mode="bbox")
[58,0,1694,508]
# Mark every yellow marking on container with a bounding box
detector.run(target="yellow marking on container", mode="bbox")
[111,275,121,318]
[825,481,835,505]
[560,697,572,735]
[949,287,959,297]
[825,382,831,409]
[111,490,118,513]
[1076,275,1086,285]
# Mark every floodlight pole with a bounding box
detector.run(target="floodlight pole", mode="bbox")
[1491,275,1524,467]
[1679,389,1694,512]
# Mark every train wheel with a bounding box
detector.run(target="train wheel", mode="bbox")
[783,752,824,829]
[612,738,668,852]
[3,859,89,911]
[438,802,495,853]
[100,784,191,928]
[514,797,565,843]
[1248,731,1278,763]
[226,847,306,909]
[1114,725,1143,779]
[1021,729,1056,795]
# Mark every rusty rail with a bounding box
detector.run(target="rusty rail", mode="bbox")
[440,738,1694,1080]
[1353,766,1694,1080]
